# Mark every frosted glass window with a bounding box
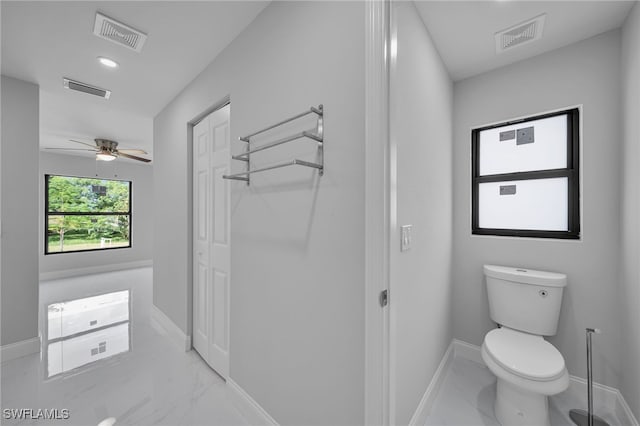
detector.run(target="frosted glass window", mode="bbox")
[479,114,567,176]
[471,108,580,239]
[478,178,568,231]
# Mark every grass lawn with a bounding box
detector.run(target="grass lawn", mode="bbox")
[47,236,129,253]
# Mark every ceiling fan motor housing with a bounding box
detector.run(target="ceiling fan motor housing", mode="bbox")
[95,139,119,152]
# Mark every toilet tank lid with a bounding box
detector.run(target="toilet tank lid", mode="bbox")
[484,265,567,288]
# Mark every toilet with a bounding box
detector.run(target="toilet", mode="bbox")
[481,265,569,426]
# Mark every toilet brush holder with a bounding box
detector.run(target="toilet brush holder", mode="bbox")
[569,328,609,426]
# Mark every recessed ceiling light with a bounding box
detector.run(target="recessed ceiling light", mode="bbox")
[97,57,119,68]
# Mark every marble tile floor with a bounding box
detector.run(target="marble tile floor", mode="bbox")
[1,267,627,426]
[1,267,250,426]
[425,355,623,426]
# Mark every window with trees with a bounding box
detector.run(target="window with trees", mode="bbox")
[45,175,132,254]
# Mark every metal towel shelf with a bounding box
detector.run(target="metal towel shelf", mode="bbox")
[221,159,323,182]
[223,104,324,185]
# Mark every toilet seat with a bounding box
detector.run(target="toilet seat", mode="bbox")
[484,327,565,381]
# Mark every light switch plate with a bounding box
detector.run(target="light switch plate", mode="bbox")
[401,225,412,252]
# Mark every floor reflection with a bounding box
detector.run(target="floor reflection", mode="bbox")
[46,290,130,377]
[1,268,250,426]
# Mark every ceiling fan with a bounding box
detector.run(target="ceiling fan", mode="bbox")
[46,139,151,163]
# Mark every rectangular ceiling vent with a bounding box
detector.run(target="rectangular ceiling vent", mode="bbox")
[495,14,546,54]
[63,78,111,99]
[93,12,147,53]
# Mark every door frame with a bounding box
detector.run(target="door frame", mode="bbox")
[187,96,231,356]
[364,0,392,425]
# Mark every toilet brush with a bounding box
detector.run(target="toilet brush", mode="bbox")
[569,328,609,426]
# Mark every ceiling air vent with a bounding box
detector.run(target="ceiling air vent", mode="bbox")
[63,78,111,99]
[93,12,147,53]
[495,14,546,54]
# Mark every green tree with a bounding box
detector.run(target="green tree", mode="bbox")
[47,176,130,251]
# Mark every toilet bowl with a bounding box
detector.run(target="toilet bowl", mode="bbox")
[481,327,569,426]
[482,265,569,426]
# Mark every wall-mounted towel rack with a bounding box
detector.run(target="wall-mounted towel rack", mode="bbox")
[223,104,324,185]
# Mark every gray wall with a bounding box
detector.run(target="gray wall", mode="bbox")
[39,151,153,275]
[390,3,453,424]
[620,2,640,419]
[452,31,623,389]
[1,75,39,346]
[153,2,365,424]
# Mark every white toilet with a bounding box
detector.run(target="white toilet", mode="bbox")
[481,265,569,426]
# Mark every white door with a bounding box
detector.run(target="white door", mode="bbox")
[193,104,231,378]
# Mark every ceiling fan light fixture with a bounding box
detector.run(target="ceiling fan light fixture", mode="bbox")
[97,56,119,68]
[96,152,116,161]
[51,138,150,163]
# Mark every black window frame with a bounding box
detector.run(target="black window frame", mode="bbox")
[44,174,133,254]
[471,108,580,239]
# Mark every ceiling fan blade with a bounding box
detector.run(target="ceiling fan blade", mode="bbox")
[69,139,98,148]
[45,148,98,151]
[118,152,151,163]
[118,148,148,155]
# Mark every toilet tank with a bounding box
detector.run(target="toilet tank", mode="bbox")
[484,265,567,336]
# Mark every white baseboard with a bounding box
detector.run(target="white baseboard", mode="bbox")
[452,338,483,364]
[150,304,191,352]
[617,388,640,426]
[1,336,40,363]
[567,376,619,413]
[565,376,639,426]
[567,377,639,426]
[453,338,639,426]
[227,378,279,425]
[40,259,153,281]
[408,342,455,426]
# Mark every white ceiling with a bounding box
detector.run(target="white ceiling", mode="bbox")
[2,1,636,164]
[1,1,269,162]
[414,0,636,82]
